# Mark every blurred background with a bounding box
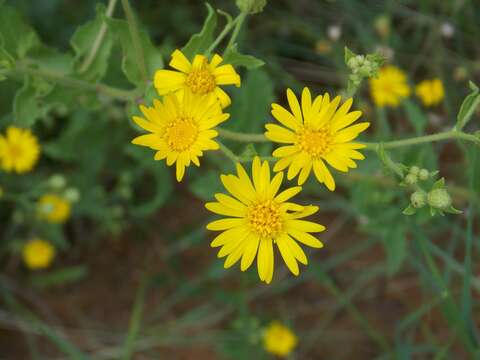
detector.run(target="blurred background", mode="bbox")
[1,0,479,359]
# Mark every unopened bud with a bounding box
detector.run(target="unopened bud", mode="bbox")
[427,188,452,210]
[236,0,267,14]
[411,191,427,208]
[64,188,80,203]
[404,173,418,185]
[418,169,429,181]
[409,166,420,175]
[49,174,66,189]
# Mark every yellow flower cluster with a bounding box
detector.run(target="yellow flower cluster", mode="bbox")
[132,49,240,181]
[263,321,298,357]
[132,50,371,284]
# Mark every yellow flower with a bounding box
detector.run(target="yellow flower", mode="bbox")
[22,238,55,270]
[0,126,40,174]
[205,157,325,284]
[369,65,410,107]
[265,88,369,191]
[263,321,298,357]
[132,91,229,181]
[154,49,241,108]
[38,193,71,224]
[415,78,444,107]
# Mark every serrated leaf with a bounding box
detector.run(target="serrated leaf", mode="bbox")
[107,17,163,87]
[223,44,264,69]
[70,4,113,81]
[181,3,217,59]
[456,81,480,131]
[0,2,41,59]
[13,77,51,127]
[432,177,445,190]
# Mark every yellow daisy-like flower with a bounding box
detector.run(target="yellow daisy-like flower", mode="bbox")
[154,49,241,108]
[263,321,298,357]
[22,238,56,270]
[132,91,229,181]
[265,88,370,191]
[415,78,444,107]
[0,126,40,174]
[205,157,325,284]
[38,193,71,224]
[369,65,410,107]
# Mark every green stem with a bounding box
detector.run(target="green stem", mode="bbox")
[226,12,247,49]
[79,0,118,73]
[121,0,148,85]
[8,66,139,101]
[217,141,239,164]
[364,130,480,150]
[205,16,241,56]
[218,128,267,142]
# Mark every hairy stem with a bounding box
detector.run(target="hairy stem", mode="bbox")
[226,12,247,49]
[9,66,139,101]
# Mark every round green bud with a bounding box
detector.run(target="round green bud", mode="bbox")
[427,188,452,210]
[404,173,418,185]
[64,188,80,203]
[236,0,267,14]
[418,169,429,180]
[409,166,420,175]
[410,191,427,208]
[49,174,66,189]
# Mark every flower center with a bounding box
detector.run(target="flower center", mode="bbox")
[7,143,23,159]
[247,199,283,238]
[185,68,216,94]
[164,117,199,152]
[296,127,332,157]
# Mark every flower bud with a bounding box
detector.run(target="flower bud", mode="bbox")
[236,0,267,14]
[404,173,418,185]
[49,174,66,189]
[410,191,427,208]
[418,169,429,181]
[427,188,452,210]
[64,188,80,203]
[409,166,420,175]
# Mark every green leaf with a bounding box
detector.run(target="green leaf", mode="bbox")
[30,266,88,288]
[376,144,404,178]
[456,81,480,131]
[432,177,445,190]
[107,17,163,87]
[223,44,264,69]
[70,4,113,81]
[402,204,416,215]
[384,227,407,275]
[344,46,356,64]
[190,170,223,200]
[0,2,41,59]
[13,77,51,127]
[181,3,217,59]
[403,99,428,135]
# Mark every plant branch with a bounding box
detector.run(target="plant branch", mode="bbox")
[9,66,139,101]
[218,128,267,142]
[121,0,148,85]
[79,0,118,73]
[226,12,247,49]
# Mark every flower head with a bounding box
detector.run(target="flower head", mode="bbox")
[0,126,40,174]
[205,157,325,284]
[369,65,410,107]
[263,321,298,357]
[415,78,444,107]
[154,49,241,108]
[22,238,55,270]
[132,91,229,181]
[38,193,71,224]
[265,88,369,191]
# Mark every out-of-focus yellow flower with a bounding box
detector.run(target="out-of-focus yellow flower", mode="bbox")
[22,238,55,270]
[154,49,241,108]
[38,193,71,224]
[369,66,410,107]
[206,157,325,284]
[0,126,40,174]
[265,87,369,191]
[314,39,332,55]
[131,91,229,182]
[263,321,298,357]
[415,78,444,107]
